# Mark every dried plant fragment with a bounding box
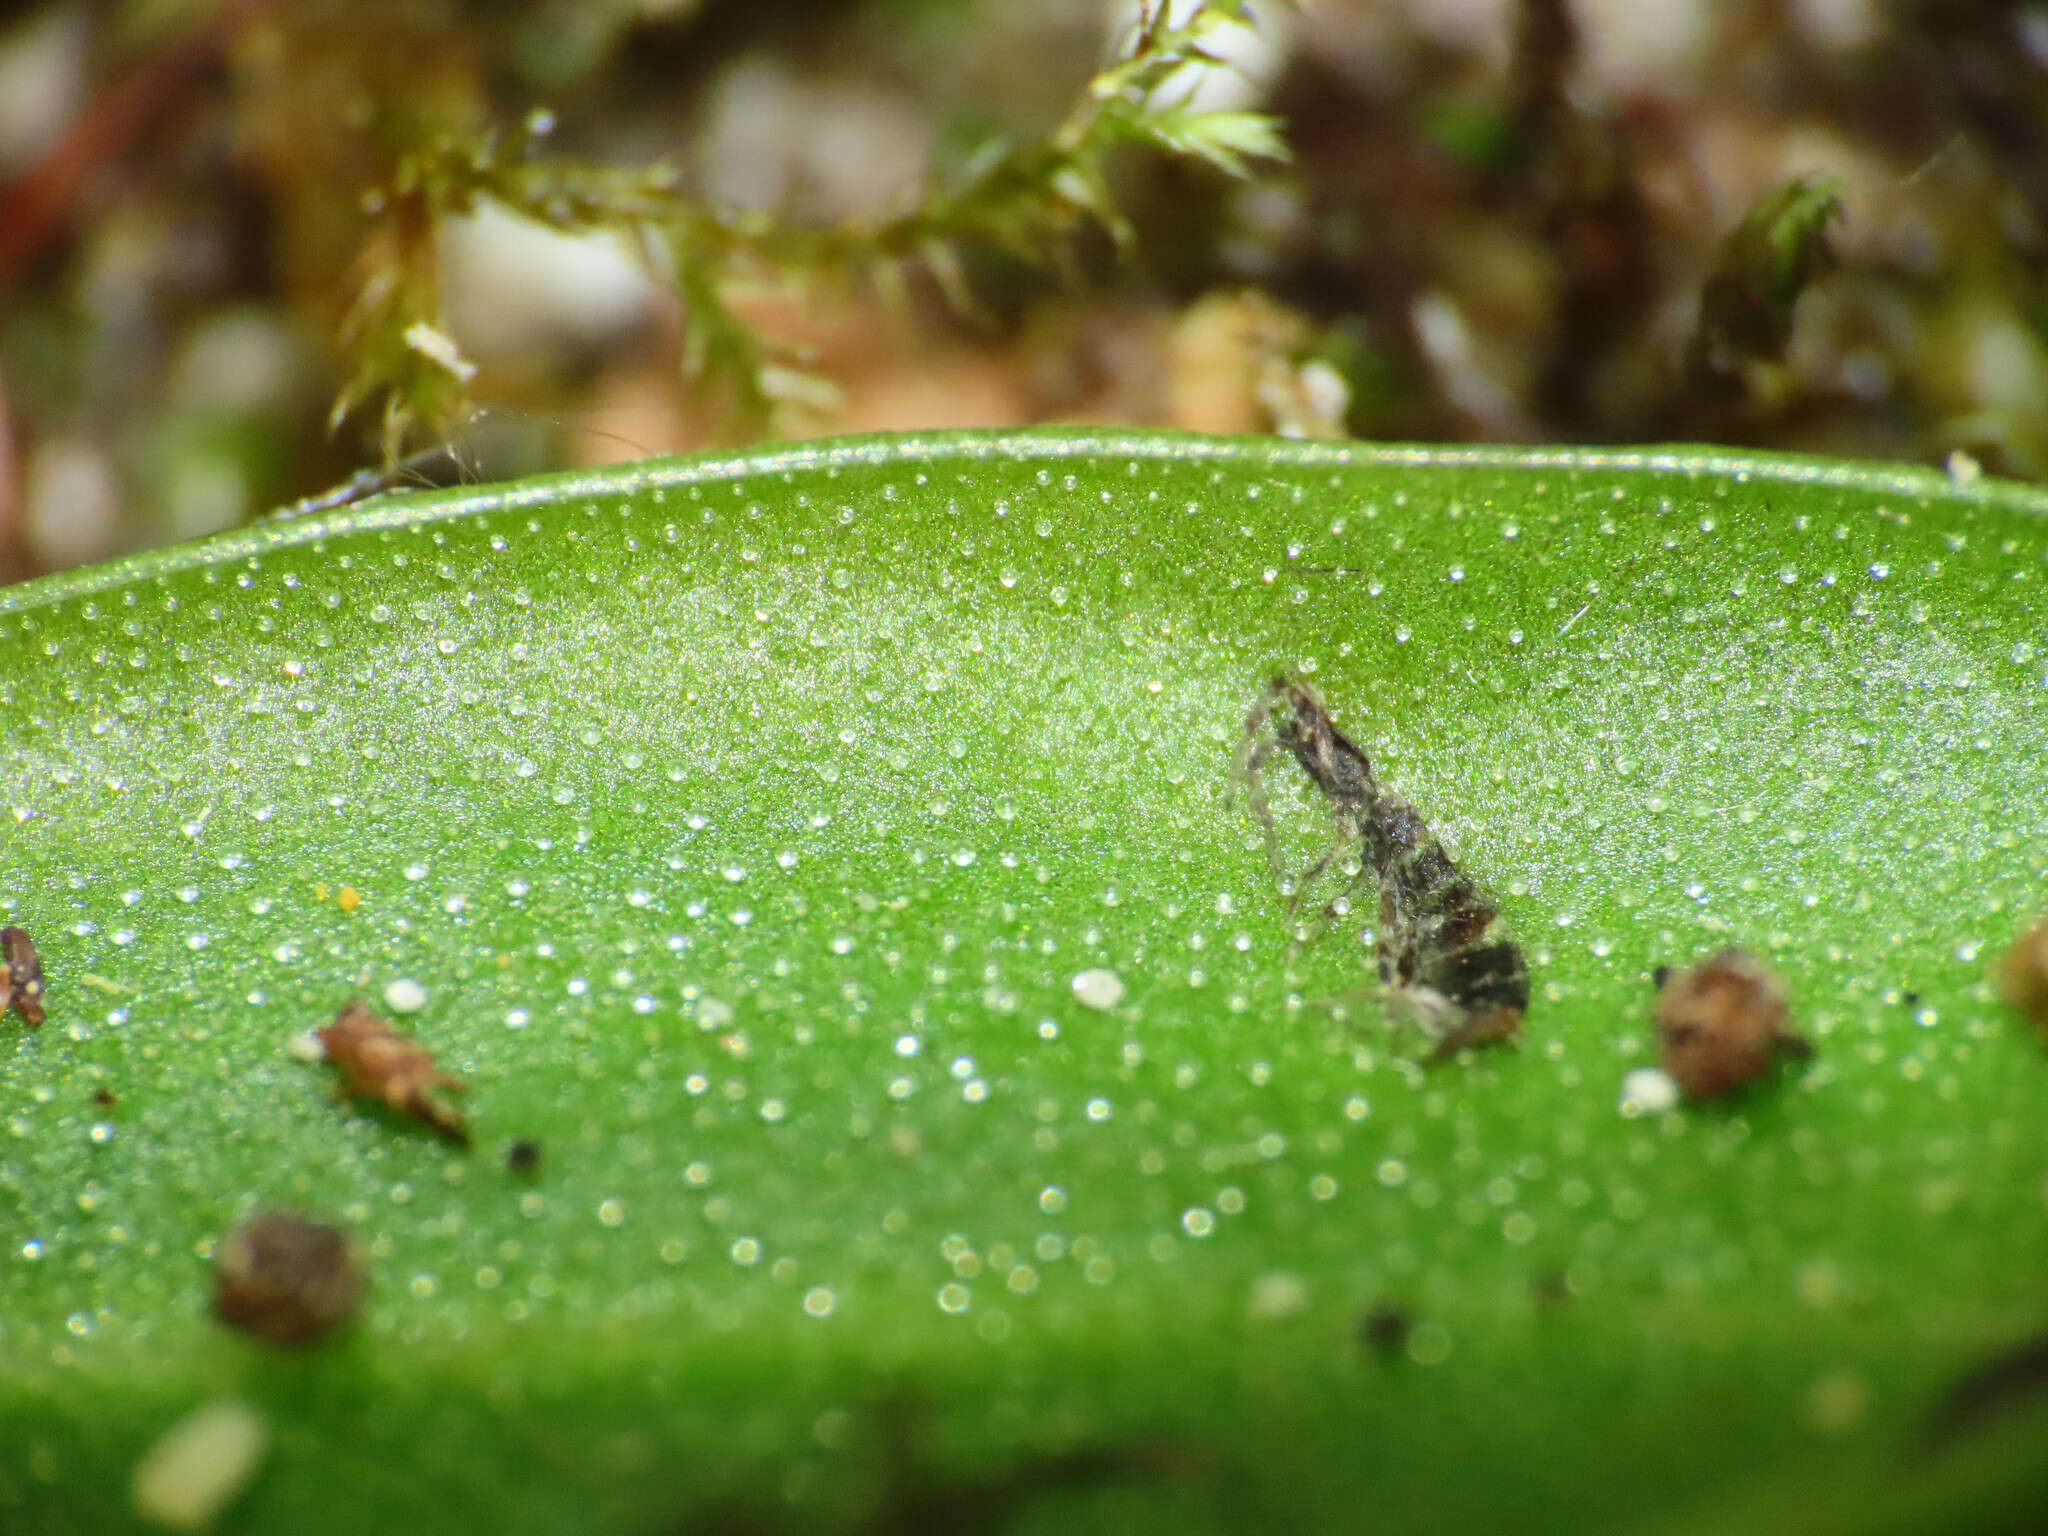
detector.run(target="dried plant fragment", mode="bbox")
[1994,916,2048,1034]
[1,925,47,1026]
[129,1399,269,1533]
[316,999,469,1144]
[1234,676,1529,1060]
[214,1212,366,1345]
[1653,950,1810,1098]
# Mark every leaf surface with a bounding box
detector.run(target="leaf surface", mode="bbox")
[2,430,2045,1534]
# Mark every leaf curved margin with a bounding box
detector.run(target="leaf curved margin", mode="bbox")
[6,429,2040,615]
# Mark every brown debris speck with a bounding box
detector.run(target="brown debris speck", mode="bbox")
[214,1212,366,1345]
[1995,917,2048,1034]
[1,925,46,1027]
[1654,949,1810,1098]
[315,999,469,1144]
[1358,1304,1413,1356]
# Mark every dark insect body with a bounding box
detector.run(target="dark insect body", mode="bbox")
[1,925,46,1027]
[214,1211,366,1345]
[316,999,470,1144]
[506,1138,542,1175]
[1234,677,1528,1060]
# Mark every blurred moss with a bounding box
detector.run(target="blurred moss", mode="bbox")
[8,0,2048,578]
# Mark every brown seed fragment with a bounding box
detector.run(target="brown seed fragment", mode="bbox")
[1994,917,2048,1033]
[315,999,469,1144]
[1,925,47,1027]
[214,1212,366,1345]
[1654,949,1810,1098]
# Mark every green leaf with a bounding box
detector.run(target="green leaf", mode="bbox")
[2,429,2046,1535]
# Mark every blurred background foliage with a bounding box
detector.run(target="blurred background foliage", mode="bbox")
[3,0,2048,581]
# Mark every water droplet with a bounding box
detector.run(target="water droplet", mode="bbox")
[1804,1371,1870,1434]
[1407,1323,1453,1365]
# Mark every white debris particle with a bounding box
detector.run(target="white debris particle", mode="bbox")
[383,978,428,1014]
[130,1399,269,1532]
[283,1031,326,1063]
[1070,968,1126,1010]
[1619,1067,1680,1117]
[696,995,735,1028]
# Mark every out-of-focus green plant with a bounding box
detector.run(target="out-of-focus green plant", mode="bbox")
[1687,177,1844,394]
[331,1,1294,459]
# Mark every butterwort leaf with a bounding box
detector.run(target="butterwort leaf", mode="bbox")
[1,428,2045,1534]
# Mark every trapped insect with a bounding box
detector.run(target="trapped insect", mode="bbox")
[314,999,470,1144]
[1653,949,1810,1098]
[1234,676,1528,1060]
[1,925,46,1027]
